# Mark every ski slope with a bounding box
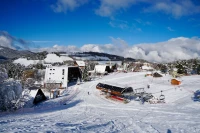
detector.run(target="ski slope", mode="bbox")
[1,72,200,132]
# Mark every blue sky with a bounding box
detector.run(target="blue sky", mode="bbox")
[0,0,200,49]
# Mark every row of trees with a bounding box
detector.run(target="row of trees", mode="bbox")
[154,59,200,75]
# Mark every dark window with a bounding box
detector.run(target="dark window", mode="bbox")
[62,69,65,75]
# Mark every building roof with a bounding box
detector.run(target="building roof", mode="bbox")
[76,61,85,67]
[29,89,47,104]
[30,89,38,98]
[96,83,133,94]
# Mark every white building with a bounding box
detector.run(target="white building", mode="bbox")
[94,65,111,74]
[44,66,81,88]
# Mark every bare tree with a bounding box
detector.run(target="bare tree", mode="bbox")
[45,80,57,99]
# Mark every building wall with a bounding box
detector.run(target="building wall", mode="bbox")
[44,67,68,87]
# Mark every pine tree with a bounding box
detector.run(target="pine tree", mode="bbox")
[176,64,186,74]
[197,64,200,74]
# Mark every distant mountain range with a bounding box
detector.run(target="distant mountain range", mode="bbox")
[0,46,139,63]
[70,52,136,62]
[0,46,35,60]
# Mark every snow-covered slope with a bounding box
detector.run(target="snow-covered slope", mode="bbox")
[13,54,74,66]
[60,56,73,61]
[44,54,63,63]
[0,72,200,132]
[13,58,43,67]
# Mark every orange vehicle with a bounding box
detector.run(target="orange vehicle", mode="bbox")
[96,83,133,97]
[171,79,181,85]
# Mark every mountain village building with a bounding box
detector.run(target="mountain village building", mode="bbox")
[44,66,81,88]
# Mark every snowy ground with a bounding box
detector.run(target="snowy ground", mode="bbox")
[1,72,200,133]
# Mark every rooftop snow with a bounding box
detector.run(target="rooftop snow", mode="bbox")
[75,61,85,66]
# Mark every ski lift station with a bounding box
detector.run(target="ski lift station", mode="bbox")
[44,66,81,88]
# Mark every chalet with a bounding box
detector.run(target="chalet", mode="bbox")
[30,89,46,104]
[44,66,81,88]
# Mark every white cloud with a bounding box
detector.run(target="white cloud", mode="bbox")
[167,27,175,31]
[109,19,129,29]
[143,0,200,18]
[0,36,14,49]
[32,41,60,43]
[95,0,137,17]
[51,0,88,13]
[134,19,152,26]
[0,31,33,50]
[95,0,200,18]
[50,0,200,18]
[33,37,200,63]
[127,37,200,62]
[80,44,103,52]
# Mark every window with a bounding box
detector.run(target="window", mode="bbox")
[50,69,52,70]
[53,69,55,70]
[62,69,65,75]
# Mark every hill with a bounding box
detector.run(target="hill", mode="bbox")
[68,51,136,62]
[0,46,35,60]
